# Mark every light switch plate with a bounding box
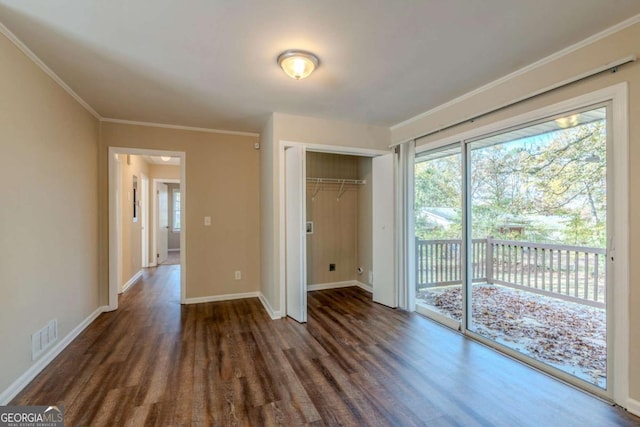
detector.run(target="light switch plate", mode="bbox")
[204,216,211,226]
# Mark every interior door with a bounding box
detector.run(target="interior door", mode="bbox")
[141,174,149,267]
[285,145,307,323]
[157,183,169,265]
[372,153,397,307]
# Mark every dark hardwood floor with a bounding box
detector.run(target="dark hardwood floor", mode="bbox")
[12,265,640,426]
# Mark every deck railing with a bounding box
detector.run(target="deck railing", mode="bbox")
[416,237,606,308]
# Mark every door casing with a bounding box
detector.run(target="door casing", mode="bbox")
[108,147,186,310]
[278,141,393,322]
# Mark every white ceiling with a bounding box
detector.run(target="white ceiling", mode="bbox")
[142,155,180,166]
[1,1,639,133]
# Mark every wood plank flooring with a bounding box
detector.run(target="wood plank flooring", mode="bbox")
[12,265,640,426]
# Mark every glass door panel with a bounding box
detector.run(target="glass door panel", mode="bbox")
[414,144,462,326]
[467,106,608,389]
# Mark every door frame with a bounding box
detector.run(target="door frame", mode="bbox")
[140,173,149,268]
[109,153,123,305]
[152,178,180,267]
[108,147,187,309]
[278,140,392,320]
[412,82,629,406]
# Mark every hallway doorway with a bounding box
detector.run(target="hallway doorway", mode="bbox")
[108,147,186,310]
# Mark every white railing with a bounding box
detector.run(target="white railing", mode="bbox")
[416,237,606,308]
[415,239,487,285]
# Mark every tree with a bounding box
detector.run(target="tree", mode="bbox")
[414,154,461,239]
[415,116,607,247]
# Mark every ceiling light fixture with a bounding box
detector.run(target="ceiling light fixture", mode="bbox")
[277,50,319,80]
[555,114,580,129]
[160,156,171,162]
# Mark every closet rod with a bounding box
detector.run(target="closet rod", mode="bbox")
[306,177,366,185]
[391,55,636,147]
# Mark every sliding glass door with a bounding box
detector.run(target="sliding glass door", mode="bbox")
[415,104,611,394]
[414,145,462,328]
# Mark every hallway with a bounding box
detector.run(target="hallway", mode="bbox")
[11,265,639,426]
[160,250,180,265]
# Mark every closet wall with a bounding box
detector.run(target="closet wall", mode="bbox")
[306,152,372,287]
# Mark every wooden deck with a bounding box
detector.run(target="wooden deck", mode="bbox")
[11,265,639,426]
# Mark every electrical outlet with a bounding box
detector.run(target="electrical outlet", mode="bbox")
[235,270,241,280]
[329,264,336,271]
[204,216,211,226]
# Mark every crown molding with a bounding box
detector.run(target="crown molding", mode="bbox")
[100,118,260,137]
[391,13,640,131]
[0,21,101,120]
[0,20,259,138]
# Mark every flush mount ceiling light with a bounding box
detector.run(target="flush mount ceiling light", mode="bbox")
[277,50,319,80]
[160,156,171,162]
[555,114,580,129]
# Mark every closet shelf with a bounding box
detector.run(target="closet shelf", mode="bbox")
[306,177,366,200]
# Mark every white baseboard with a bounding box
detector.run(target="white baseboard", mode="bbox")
[258,293,282,319]
[307,280,358,291]
[168,248,180,252]
[627,398,640,417]
[120,270,143,294]
[184,291,259,305]
[0,305,108,405]
[356,281,373,293]
[184,291,283,319]
[306,280,373,293]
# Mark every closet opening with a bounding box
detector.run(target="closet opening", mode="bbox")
[305,152,373,294]
[280,143,395,323]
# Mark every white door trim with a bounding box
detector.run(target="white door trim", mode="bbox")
[108,153,122,311]
[140,173,149,268]
[108,147,187,308]
[278,140,394,318]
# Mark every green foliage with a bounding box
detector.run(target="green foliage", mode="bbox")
[415,117,607,248]
[414,155,461,240]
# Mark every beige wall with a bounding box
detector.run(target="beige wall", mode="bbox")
[149,164,180,180]
[306,153,359,285]
[259,116,277,309]
[277,113,391,148]
[392,22,640,401]
[100,123,260,300]
[260,113,390,314]
[0,33,99,395]
[119,155,149,288]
